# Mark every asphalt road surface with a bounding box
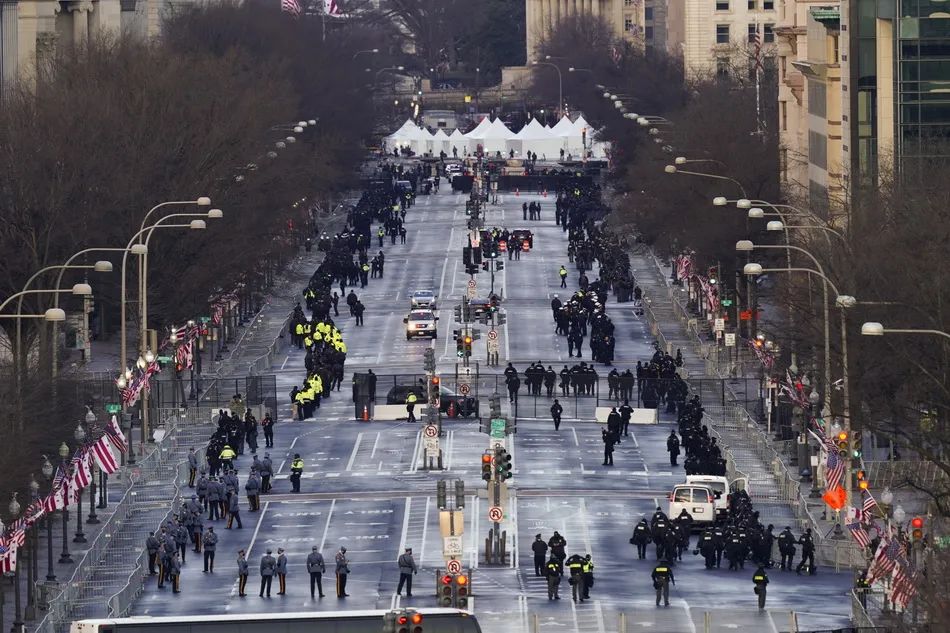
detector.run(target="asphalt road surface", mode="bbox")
[129,185,854,632]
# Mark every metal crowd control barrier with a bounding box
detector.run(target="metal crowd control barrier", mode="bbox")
[248,312,292,376]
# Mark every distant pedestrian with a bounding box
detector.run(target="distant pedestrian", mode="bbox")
[396,548,418,597]
[335,547,350,597]
[260,550,277,597]
[307,546,326,599]
[551,399,563,431]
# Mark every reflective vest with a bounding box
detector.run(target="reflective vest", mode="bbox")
[559,268,567,278]
[406,394,418,404]
[654,567,668,574]
[547,563,560,574]
[568,561,583,574]
[291,459,304,472]
[219,446,236,460]
[295,323,304,335]
[378,228,385,236]
[753,575,767,583]
[581,560,593,573]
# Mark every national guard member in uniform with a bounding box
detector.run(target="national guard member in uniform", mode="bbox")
[188,448,199,487]
[396,547,418,596]
[202,526,217,573]
[335,547,350,597]
[169,552,182,594]
[259,550,276,597]
[652,559,675,606]
[307,546,326,598]
[276,548,288,595]
[146,532,160,575]
[237,550,249,597]
[227,491,243,529]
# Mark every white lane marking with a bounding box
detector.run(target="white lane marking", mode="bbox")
[318,499,335,553]
[280,354,290,370]
[571,427,579,447]
[420,495,431,566]
[346,432,363,471]
[471,494,479,569]
[397,497,412,554]
[245,501,270,559]
[370,432,380,460]
[594,600,607,633]
[289,437,298,450]
[409,429,423,473]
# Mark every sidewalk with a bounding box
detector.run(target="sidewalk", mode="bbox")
[629,245,864,572]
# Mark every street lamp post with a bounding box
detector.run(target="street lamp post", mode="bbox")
[531,61,563,117]
[861,322,950,341]
[73,423,86,543]
[664,165,747,198]
[84,406,106,515]
[41,457,55,581]
[8,493,23,633]
[58,442,72,565]
[25,476,39,620]
[352,48,379,61]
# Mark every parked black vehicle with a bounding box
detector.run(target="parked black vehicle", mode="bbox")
[385,384,479,417]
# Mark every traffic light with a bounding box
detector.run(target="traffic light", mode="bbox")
[463,246,472,265]
[454,573,470,608]
[494,447,512,479]
[856,470,868,490]
[472,246,482,264]
[489,394,501,419]
[481,453,493,481]
[453,305,462,322]
[496,311,507,326]
[495,260,504,271]
[481,261,489,271]
[911,516,924,542]
[708,267,718,284]
[462,301,471,322]
[456,335,465,358]
[385,609,423,633]
[463,335,472,357]
[436,480,447,509]
[455,479,465,508]
[439,574,453,606]
[423,348,436,373]
[836,430,849,456]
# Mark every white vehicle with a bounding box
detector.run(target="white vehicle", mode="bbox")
[668,483,716,527]
[445,163,463,175]
[685,475,748,520]
[405,309,438,339]
[410,289,437,310]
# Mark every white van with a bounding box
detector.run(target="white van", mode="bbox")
[668,484,716,526]
[684,475,749,521]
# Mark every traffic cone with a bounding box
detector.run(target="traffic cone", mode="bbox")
[515,188,519,196]
[362,405,369,421]
[448,402,456,418]
[542,189,548,197]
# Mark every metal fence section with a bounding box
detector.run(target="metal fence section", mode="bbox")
[34,412,206,632]
[247,314,292,376]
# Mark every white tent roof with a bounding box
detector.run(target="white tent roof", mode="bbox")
[449,129,465,139]
[513,118,555,140]
[484,118,514,139]
[432,129,450,140]
[390,119,418,138]
[464,117,492,138]
[551,115,580,137]
[573,115,591,134]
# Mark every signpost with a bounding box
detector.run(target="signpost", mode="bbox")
[105,403,121,414]
[446,558,462,574]
[714,318,725,332]
[424,425,439,438]
[443,536,463,559]
[458,383,471,395]
[724,332,736,347]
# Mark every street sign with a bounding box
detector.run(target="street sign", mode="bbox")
[724,333,736,347]
[199,316,211,323]
[443,536,463,558]
[487,340,500,354]
[467,279,477,288]
[446,558,463,574]
[466,286,477,299]
[487,330,498,340]
[488,506,504,522]
[424,425,439,438]
[458,383,471,395]
[105,403,121,414]
[490,418,506,439]
[424,436,440,458]
[714,318,725,331]
[156,355,173,363]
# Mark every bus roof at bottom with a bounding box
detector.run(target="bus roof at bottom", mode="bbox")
[70,608,480,633]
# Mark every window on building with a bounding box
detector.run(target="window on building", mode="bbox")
[625,0,636,5]
[716,0,730,10]
[809,131,828,169]
[717,24,731,44]
[764,23,775,43]
[645,7,654,19]
[763,0,774,8]
[808,80,827,117]
[625,18,634,31]
[646,26,655,41]
[717,57,731,77]
[781,101,787,131]
[748,0,756,8]
[748,24,758,42]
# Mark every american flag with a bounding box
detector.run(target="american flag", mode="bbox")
[0,542,17,574]
[890,564,917,609]
[866,536,901,584]
[324,0,342,15]
[846,519,872,548]
[281,0,301,16]
[862,491,879,520]
[749,27,765,74]
[71,449,92,489]
[825,449,844,490]
[107,414,128,453]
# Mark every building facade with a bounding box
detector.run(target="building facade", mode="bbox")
[666,0,780,78]
[525,0,646,61]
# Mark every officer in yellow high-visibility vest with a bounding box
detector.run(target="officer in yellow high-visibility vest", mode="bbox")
[652,560,675,606]
[405,392,418,423]
[559,266,568,288]
[294,322,304,349]
[290,454,304,493]
[219,445,236,470]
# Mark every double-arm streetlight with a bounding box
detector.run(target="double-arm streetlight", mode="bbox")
[743,262,856,510]
[531,61,563,118]
[40,456,55,581]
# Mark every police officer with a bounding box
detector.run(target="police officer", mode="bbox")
[290,454,304,493]
[202,526,217,573]
[237,550,249,597]
[775,526,795,570]
[667,431,681,466]
[261,453,273,493]
[753,565,769,609]
[335,546,350,597]
[796,528,816,575]
[546,556,563,600]
[581,554,595,599]
[396,547,418,597]
[652,559,675,606]
[276,548,288,595]
[245,470,261,512]
[566,553,586,602]
[145,532,160,575]
[532,534,549,576]
[406,392,418,423]
[550,400,563,431]
[219,444,236,470]
[630,519,651,559]
[698,528,717,569]
[548,531,567,563]
[260,550,277,597]
[307,546,326,598]
[559,265,568,288]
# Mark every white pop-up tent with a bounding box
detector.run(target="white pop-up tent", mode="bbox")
[507,118,562,160]
[431,128,451,155]
[480,118,514,155]
[550,115,584,157]
[448,129,466,157]
[400,125,432,155]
